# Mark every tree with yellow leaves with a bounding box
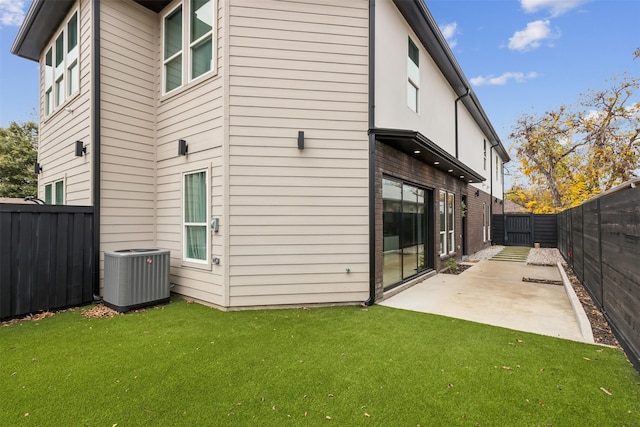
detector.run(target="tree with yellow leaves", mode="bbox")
[509,74,639,213]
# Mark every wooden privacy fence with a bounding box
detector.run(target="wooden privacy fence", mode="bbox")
[0,204,94,319]
[557,185,640,369]
[492,214,557,247]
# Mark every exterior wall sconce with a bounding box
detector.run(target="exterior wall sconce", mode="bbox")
[34,162,42,174]
[178,139,188,156]
[298,131,304,150]
[475,190,480,197]
[75,140,87,156]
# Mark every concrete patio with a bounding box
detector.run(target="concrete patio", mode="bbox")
[380,259,594,343]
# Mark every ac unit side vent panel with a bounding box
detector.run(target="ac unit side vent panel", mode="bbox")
[104,249,170,312]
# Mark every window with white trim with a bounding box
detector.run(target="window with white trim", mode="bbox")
[482,202,491,242]
[42,9,79,117]
[163,0,216,94]
[407,37,419,113]
[439,190,455,255]
[483,140,487,170]
[44,179,65,205]
[183,169,209,263]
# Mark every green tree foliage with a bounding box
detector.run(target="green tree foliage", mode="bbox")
[0,121,38,198]
[509,75,639,213]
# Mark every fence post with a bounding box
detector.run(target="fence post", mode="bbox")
[597,198,604,311]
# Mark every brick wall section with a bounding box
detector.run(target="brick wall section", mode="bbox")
[374,141,499,300]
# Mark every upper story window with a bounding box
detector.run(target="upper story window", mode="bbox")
[43,9,79,117]
[483,140,487,170]
[163,0,216,95]
[407,37,419,113]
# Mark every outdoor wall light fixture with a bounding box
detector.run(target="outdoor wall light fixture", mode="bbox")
[178,139,188,156]
[34,162,42,175]
[75,140,87,157]
[297,131,304,150]
[475,190,480,197]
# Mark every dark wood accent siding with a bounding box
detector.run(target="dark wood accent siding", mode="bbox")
[0,204,94,319]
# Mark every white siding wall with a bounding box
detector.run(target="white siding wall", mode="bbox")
[99,1,157,266]
[155,0,226,305]
[38,0,91,205]
[227,0,370,306]
[375,0,456,155]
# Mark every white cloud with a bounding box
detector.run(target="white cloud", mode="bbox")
[521,0,589,17]
[0,0,25,27]
[470,72,538,87]
[439,22,458,49]
[508,20,558,51]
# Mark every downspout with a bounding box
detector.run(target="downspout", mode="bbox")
[489,140,498,243]
[92,0,101,300]
[365,0,376,306]
[454,87,470,159]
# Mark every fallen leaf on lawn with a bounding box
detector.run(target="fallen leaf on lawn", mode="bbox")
[516,339,524,343]
[364,412,371,417]
[502,366,512,370]
[583,357,591,361]
[272,406,276,410]
[447,383,454,388]
[539,401,545,407]
[599,387,612,396]
[24,413,29,417]
[328,394,334,397]
[326,415,332,420]
[304,412,308,417]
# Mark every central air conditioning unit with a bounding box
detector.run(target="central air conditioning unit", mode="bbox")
[104,249,170,312]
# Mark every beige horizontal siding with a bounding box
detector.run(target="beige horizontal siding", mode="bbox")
[38,0,92,206]
[99,0,157,259]
[155,0,226,306]
[227,0,370,307]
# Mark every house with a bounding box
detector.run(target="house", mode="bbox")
[11,0,509,309]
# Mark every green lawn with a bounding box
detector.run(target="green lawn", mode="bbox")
[2,299,639,426]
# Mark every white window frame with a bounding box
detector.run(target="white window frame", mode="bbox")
[439,191,446,255]
[407,37,420,113]
[182,168,210,266]
[447,192,455,254]
[42,8,79,117]
[439,190,455,256]
[162,0,217,95]
[486,203,491,242]
[483,140,487,171]
[44,178,65,205]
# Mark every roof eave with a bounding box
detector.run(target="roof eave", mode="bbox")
[374,128,486,184]
[11,0,172,62]
[11,0,76,62]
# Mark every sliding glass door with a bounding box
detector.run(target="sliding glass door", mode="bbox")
[382,177,432,290]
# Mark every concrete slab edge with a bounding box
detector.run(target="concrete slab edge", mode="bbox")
[557,261,594,344]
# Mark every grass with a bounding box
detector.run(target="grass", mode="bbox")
[2,299,639,426]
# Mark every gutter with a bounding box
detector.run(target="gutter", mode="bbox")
[454,87,470,159]
[365,0,376,306]
[92,0,101,300]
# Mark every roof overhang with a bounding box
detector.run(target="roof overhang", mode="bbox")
[374,128,486,184]
[11,0,76,61]
[11,0,171,61]
[392,0,510,163]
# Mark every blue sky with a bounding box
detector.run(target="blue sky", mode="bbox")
[0,0,638,157]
